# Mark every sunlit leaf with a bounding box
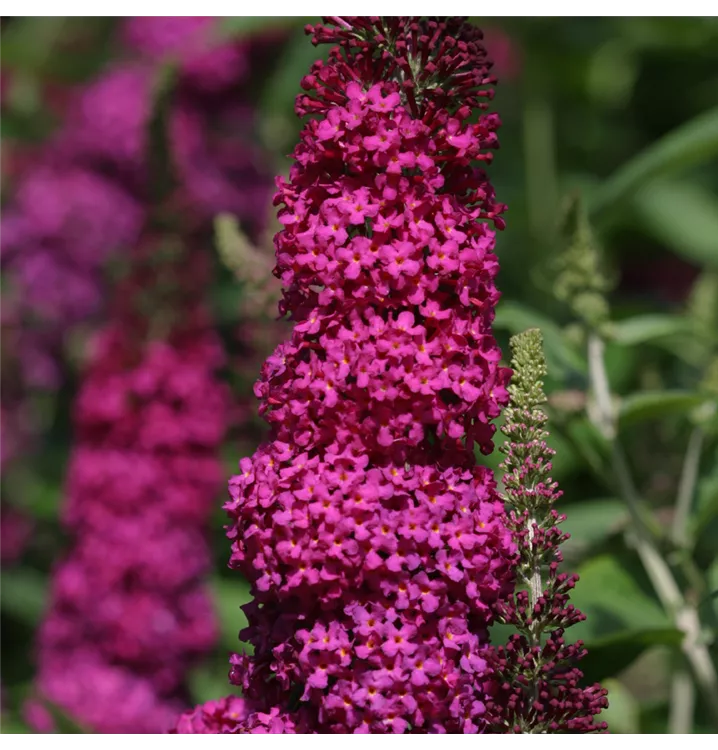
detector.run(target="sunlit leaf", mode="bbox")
[618,391,707,428]
[2,470,61,523]
[571,554,670,642]
[561,498,628,556]
[188,664,238,706]
[0,18,67,73]
[634,180,718,268]
[579,628,683,685]
[257,26,329,154]
[211,576,253,653]
[590,106,718,218]
[601,678,641,734]
[0,719,31,734]
[611,314,694,347]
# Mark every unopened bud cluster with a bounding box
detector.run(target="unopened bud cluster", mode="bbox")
[484,329,608,733]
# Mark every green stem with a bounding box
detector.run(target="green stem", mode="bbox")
[669,660,695,735]
[587,332,718,729]
[672,426,704,549]
[586,336,663,537]
[523,514,543,734]
[527,515,543,619]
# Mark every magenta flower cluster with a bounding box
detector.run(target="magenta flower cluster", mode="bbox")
[0,16,271,463]
[28,312,229,733]
[177,17,515,734]
[2,21,280,732]
[120,17,271,225]
[1,16,271,646]
[174,696,305,734]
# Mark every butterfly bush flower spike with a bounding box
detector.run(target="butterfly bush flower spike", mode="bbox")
[177,16,516,734]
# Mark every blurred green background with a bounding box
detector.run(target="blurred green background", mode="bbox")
[1,16,718,734]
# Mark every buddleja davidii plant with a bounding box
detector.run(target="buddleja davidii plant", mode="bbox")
[552,196,718,732]
[485,329,609,733]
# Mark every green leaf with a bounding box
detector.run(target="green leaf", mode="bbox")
[2,469,61,522]
[603,339,639,394]
[0,719,31,734]
[188,664,236,706]
[692,469,718,538]
[0,106,54,143]
[618,17,718,52]
[212,280,243,325]
[590,106,718,218]
[217,17,307,41]
[38,700,89,734]
[211,576,253,653]
[693,464,718,568]
[580,628,683,685]
[618,391,707,428]
[586,40,637,110]
[494,301,586,377]
[634,180,718,268]
[562,417,612,476]
[492,550,681,684]
[261,28,325,116]
[639,701,672,734]
[0,18,67,74]
[687,271,718,340]
[611,314,694,347]
[258,27,329,153]
[601,678,641,734]
[561,498,628,556]
[0,567,48,625]
[570,554,670,642]
[545,427,583,481]
[1,19,115,83]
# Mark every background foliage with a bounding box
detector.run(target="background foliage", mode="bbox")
[1,16,718,734]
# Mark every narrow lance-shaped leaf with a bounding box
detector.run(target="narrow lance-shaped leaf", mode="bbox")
[590,106,718,218]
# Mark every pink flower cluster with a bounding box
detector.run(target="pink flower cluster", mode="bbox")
[119,17,272,226]
[177,17,514,734]
[29,305,229,733]
[2,22,273,729]
[173,696,305,734]
[1,166,142,341]
[122,17,250,94]
[0,16,269,387]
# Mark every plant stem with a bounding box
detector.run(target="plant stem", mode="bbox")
[587,332,718,729]
[672,426,704,549]
[586,336,665,536]
[669,423,705,734]
[669,660,695,735]
[527,517,543,615]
